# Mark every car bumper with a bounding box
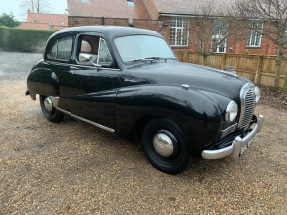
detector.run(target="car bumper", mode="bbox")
[201,114,264,159]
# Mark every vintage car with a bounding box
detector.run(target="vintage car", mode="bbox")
[26,26,264,174]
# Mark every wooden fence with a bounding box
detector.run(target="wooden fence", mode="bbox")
[174,52,287,88]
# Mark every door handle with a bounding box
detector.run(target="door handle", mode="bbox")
[70,66,80,74]
[70,66,80,70]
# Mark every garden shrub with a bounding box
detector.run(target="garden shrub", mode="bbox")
[0,27,55,52]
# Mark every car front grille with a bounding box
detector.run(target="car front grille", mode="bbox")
[239,85,256,129]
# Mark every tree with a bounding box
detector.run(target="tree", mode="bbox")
[0,13,20,28]
[188,1,245,65]
[20,0,51,14]
[235,0,287,88]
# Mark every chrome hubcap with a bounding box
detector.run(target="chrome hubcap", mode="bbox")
[44,97,53,112]
[153,133,174,157]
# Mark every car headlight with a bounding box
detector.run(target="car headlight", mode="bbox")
[254,86,260,103]
[225,101,238,122]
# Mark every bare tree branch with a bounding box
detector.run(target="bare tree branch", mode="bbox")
[189,0,245,64]
[235,0,287,88]
[20,0,51,14]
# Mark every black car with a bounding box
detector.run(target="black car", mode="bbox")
[26,26,264,174]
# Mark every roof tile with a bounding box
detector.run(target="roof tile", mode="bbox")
[68,0,151,19]
[152,0,235,15]
[27,13,68,26]
[19,22,51,30]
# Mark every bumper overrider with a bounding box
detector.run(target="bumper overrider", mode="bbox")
[202,114,264,159]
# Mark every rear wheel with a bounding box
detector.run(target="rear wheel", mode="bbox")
[141,118,190,174]
[39,95,64,123]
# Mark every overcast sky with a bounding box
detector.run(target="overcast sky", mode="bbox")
[0,0,67,21]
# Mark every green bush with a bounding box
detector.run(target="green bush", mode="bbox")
[0,27,55,52]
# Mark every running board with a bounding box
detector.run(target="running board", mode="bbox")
[51,97,115,133]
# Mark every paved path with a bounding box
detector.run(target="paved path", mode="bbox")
[0,52,42,81]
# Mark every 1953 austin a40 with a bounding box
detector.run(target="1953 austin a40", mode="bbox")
[26,26,264,174]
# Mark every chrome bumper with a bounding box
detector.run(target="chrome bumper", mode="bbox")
[201,114,264,159]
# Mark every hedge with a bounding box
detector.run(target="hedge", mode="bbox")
[0,27,55,52]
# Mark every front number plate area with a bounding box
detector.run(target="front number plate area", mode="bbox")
[239,139,254,156]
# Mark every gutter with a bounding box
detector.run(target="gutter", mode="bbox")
[159,12,226,19]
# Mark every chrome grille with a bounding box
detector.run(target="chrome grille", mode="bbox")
[238,84,256,129]
[241,89,255,128]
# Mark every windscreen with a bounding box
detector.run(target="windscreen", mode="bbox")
[114,35,176,62]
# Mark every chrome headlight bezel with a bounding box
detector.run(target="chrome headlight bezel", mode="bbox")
[254,86,260,103]
[225,100,238,122]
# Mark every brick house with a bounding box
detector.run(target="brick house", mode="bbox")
[19,11,68,30]
[67,0,280,56]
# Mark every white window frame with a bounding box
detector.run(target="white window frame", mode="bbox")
[212,35,227,53]
[127,0,135,6]
[246,20,263,48]
[81,0,90,3]
[170,17,189,47]
[211,19,228,53]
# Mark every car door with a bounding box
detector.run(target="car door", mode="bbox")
[68,34,121,131]
[44,34,75,112]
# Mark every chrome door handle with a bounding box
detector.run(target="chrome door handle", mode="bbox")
[70,66,79,70]
[70,66,80,74]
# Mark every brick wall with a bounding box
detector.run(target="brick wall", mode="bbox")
[69,17,130,27]
[134,17,170,40]
[68,16,171,41]
[134,0,152,20]
[233,36,279,56]
[68,16,285,56]
[142,0,159,20]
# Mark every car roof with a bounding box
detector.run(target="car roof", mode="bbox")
[50,26,161,39]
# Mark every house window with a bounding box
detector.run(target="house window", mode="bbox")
[212,19,228,53]
[170,17,189,46]
[212,37,226,53]
[81,0,90,3]
[127,0,135,6]
[246,20,263,47]
[283,30,287,47]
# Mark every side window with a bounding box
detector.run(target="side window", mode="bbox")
[48,36,73,61]
[78,35,113,67]
[78,35,99,63]
[98,38,113,65]
[81,40,92,53]
[57,37,73,60]
[49,41,57,59]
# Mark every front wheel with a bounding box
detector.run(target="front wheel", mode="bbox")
[39,95,64,123]
[141,118,190,174]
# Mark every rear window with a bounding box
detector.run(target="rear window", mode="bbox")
[48,36,73,61]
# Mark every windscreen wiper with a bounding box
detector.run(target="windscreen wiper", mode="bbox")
[126,58,147,63]
[144,57,166,62]
[127,57,170,63]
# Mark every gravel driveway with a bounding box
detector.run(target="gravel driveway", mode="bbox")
[0,52,286,214]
